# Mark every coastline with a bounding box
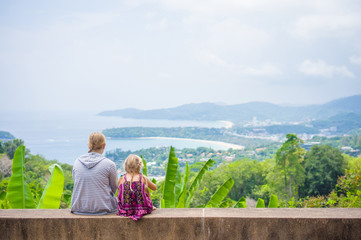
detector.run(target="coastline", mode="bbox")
[218,120,234,129]
[138,136,245,150]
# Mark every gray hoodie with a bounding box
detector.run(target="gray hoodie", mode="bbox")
[71,152,118,215]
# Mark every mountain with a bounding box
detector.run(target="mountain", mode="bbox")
[98,94,361,123]
[0,131,15,140]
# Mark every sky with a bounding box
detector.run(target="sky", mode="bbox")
[1,0,361,112]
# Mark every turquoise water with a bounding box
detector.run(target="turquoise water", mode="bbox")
[0,110,228,164]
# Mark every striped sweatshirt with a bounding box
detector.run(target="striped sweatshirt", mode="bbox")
[71,152,118,215]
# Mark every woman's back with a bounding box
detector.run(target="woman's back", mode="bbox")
[71,152,118,215]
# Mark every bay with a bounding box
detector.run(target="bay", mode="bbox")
[0,110,230,165]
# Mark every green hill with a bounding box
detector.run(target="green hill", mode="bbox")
[98,94,361,123]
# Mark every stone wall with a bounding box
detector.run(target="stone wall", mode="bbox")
[1,208,361,240]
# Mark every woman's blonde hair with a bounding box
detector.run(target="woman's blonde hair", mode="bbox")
[124,154,143,174]
[88,132,106,153]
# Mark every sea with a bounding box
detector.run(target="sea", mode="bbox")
[0,110,229,165]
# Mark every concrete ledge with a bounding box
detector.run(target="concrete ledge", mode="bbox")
[1,209,361,240]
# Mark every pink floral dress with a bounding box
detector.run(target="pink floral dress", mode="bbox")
[117,173,154,221]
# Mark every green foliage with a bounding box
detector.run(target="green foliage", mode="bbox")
[286,197,303,208]
[185,159,215,207]
[6,145,35,208]
[141,155,147,176]
[256,198,265,208]
[158,147,218,208]
[268,194,278,208]
[37,164,64,209]
[206,178,234,208]
[275,134,306,199]
[1,145,68,209]
[162,147,179,208]
[192,159,266,207]
[176,162,189,208]
[234,197,247,208]
[2,139,25,159]
[300,145,346,197]
[312,113,361,135]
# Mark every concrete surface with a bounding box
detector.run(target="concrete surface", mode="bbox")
[1,208,361,240]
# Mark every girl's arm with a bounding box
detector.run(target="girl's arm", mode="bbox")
[146,177,157,191]
[142,175,157,191]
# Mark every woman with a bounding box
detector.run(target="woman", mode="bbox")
[71,132,118,215]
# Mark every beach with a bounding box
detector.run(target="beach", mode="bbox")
[139,136,245,150]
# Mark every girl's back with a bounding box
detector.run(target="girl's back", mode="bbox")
[117,173,154,221]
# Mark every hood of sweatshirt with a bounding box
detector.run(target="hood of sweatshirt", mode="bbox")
[77,152,106,169]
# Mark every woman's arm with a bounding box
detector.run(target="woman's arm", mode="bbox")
[109,163,118,194]
[117,176,124,186]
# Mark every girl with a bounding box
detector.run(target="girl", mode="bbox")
[117,154,157,221]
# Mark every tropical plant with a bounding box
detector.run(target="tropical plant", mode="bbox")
[6,145,35,208]
[256,198,265,208]
[161,147,179,208]
[141,155,147,176]
[205,178,234,208]
[2,145,65,209]
[158,146,237,208]
[268,194,278,208]
[37,164,64,209]
[234,197,247,208]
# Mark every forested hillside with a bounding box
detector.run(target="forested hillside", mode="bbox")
[99,94,361,123]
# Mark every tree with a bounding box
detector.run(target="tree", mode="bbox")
[300,145,346,197]
[275,134,306,199]
[2,139,25,159]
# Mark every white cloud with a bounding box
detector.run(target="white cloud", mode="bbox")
[350,56,361,65]
[292,14,361,39]
[145,18,168,31]
[196,51,233,68]
[158,72,170,78]
[195,52,283,77]
[242,64,283,77]
[299,59,354,78]
[53,12,120,32]
[205,19,269,55]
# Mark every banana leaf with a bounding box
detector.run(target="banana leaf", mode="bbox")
[206,178,234,208]
[219,201,229,208]
[234,197,247,208]
[6,145,35,208]
[268,194,278,208]
[176,189,187,208]
[0,191,6,200]
[185,159,215,207]
[161,199,165,208]
[174,170,182,206]
[256,198,265,208]
[141,155,147,177]
[162,146,179,208]
[37,164,64,209]
[180,162,189,194]
[195,204,205,208]
[176,162,189,208]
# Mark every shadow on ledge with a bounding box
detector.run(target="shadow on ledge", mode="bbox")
[1,208,361,240]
